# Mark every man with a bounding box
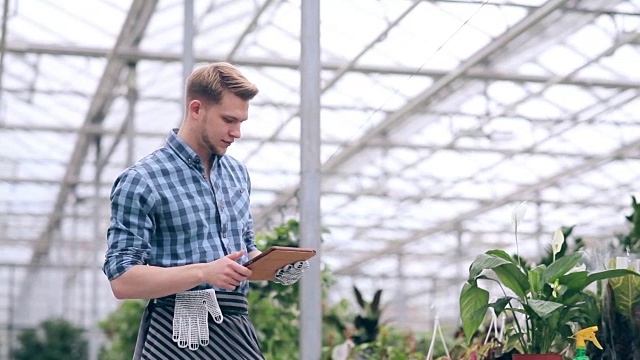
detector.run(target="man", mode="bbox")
[103,62,304,359]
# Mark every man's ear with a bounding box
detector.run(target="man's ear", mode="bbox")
[188,100,202,116]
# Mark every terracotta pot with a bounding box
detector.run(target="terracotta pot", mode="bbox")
[512,355,562,360]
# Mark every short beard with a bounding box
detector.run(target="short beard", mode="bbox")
[203,133,223,156]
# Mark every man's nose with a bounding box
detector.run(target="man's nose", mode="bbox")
[230,124,241,139]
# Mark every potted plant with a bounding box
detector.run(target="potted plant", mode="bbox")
[589,196,640,359]
[459,202,640,358]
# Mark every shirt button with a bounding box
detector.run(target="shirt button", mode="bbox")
[222,232,227,238]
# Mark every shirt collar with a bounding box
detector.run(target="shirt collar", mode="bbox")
[165,128,222,168]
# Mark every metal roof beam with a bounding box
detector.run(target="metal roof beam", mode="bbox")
[226,0,274,61]
[253,0,574,227]
[334,129,640,274]
[6,42,640,89]
[29,0,158,265]
[3,124,638,160]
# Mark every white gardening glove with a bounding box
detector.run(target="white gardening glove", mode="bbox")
[172,289,223,350]
[273,260,309,285]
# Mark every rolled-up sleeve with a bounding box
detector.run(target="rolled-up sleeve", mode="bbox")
[103,169,157,281]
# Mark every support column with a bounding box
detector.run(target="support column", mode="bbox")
[299,0,322,359]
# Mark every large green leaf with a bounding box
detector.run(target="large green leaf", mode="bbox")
[586,268,639,285]
[527,299,563,319]
[459,282,489,344]
[558,270,588,291]
[493,263,530,298]
[542,251,583,283]
[468,250,529,298]
[609,271,640,327]
[468,252,511,281]
[528,265,544,295]
[486,249,517,261]
[489,296,513,315]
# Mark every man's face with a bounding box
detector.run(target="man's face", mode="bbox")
[198,91,249,156]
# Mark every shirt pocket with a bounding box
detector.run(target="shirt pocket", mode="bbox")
[221,186,250,227]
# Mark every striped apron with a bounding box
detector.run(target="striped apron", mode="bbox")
[133,291,264,360]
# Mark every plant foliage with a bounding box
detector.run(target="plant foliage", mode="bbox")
[12,318,88,360]
[97,299,146,360]
[459,203,640,355]
[588,196,640,360]
[249,219,349,359]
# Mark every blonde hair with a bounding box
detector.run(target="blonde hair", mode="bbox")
[185,62,259,105]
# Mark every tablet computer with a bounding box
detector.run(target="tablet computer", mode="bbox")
[243,246,316,281]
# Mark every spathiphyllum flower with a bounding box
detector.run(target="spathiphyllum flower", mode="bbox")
[511,201,529,230]
[552,278,560,298]
[552,228,564,262]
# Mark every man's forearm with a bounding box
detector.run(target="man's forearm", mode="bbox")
[109,263,206,300]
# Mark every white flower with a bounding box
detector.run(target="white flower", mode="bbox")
[512,201,529,230]
[552,228,564,261]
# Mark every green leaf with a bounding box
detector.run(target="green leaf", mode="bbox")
[528,265,544,295]
[486,249,517,262]
[468,252,511,281]
[585,268,639,285]
[354,285,365,309]
[558,271,588,291]
[542,251,583,283]
[467,250,529,299]
[489,296,513,315]
[371,289,383,312]
[527,299,563,319]
[459,282,489,344]
[608,271,640,323]
[493,263,530,298]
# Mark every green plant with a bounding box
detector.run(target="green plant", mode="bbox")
[588,196,640,360]
[352,286,383,345]
[351,326,425,360]
[97,299,146,360]
[459,201,640,355]
[322,297,353,351]
[249,219,347,359]
[12,318,88,360]
[249,219,311,359]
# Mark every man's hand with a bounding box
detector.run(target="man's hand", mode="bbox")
[273,260,309,285]
[203,250,252,290]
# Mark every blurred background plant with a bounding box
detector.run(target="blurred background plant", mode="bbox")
[12,318,88,360]
[97,299,145,360]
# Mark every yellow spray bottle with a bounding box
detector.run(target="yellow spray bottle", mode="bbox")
[569,326,602,360]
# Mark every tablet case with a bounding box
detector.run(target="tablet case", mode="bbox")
[243,246,316,281]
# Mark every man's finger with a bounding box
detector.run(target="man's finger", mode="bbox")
[225,250,246,261]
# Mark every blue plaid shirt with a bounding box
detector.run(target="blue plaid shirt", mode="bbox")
[103,130,258,295]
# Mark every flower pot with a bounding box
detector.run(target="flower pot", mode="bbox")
[513,355,562,360]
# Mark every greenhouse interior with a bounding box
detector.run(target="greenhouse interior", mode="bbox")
[1,0,640,359]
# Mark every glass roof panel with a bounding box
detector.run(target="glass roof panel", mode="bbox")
[2,0,640,339]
